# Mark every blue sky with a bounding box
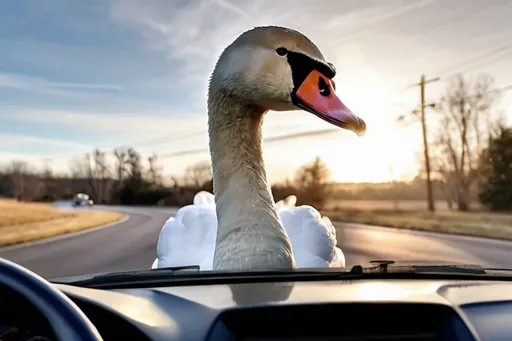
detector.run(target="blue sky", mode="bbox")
[1,0,512,182]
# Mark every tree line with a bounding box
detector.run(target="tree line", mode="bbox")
[0,74,510,211]
[1,133,510,212]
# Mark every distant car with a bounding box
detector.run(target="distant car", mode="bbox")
[71,193,94,207]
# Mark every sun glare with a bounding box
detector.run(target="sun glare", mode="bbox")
[315,66,423,183]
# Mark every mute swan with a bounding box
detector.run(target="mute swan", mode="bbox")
[153,26,366,271]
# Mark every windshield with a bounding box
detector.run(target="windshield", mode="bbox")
[0,0,511,282]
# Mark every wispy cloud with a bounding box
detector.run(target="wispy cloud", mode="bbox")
[2,107,207,136]
[106,0,444,107]
[0,133,92,150]
[0,72,123,97]
[108,0,436,76]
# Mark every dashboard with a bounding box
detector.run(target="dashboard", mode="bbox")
[5,278,512,340]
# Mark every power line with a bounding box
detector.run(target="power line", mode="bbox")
[158,128,341,159]
[435,42,512,78]
[264,128,339,143]
[443,50,512,79]
[387,43,512,112]
[434,82,512,103]
[399,82,512,122]
[126,129,206,149]
[44,127,341,164]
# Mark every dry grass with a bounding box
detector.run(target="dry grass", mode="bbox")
[325,199,483,211]
[324,200,512,240]
[0,199,124,247]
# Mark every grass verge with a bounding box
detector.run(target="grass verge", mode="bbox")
[0,199,124,247]
[324,209,512,241]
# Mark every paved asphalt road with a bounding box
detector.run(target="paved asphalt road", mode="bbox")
[1,205,512,278]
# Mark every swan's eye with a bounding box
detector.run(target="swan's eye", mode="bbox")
[318,77,331,97]
[276,47,288,56]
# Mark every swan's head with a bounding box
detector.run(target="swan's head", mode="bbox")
[209,26,366,136]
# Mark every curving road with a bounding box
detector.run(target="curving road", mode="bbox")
[0,206,177,278]
[1,205,512,278]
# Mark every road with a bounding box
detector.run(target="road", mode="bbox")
[1,205,512,278]
[0,206,177,278]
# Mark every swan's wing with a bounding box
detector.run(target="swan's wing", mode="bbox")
[154,204,217,270]
[275,200,284,211]
[283,195,297,208]
[321,215,346,268]
[275,195,297,212]
[331,246,346,268]
[279,206,345,268]
[193,191,216,207]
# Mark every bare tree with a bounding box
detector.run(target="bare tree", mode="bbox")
[126,148,143,180]
[294,156,331,210]
[93,149,113,203]
[147,154,163,186]
[69,156,88,179]
[42,158,53,180]
[6,160,43,201]
[69,149,113,203]
[184,161,212,187]
[8,160,29,201]
[40,158,55,199]
[433,74,501,211]
[113,147,129,182]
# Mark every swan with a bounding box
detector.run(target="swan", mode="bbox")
[152,26,366,271]
[152,191,346,270]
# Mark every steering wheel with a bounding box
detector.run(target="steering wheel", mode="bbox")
[0,257,103,341]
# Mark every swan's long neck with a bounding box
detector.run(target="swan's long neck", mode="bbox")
[208,93,295,270]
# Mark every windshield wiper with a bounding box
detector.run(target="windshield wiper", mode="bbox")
[52,265,201,287]
[55,267,359,288]
[54,261,511,290]
[361,260,487,274]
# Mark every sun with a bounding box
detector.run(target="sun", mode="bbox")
[315,67,422,183]
[319,125,421,183]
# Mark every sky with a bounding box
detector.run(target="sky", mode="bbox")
[1,0,511,183]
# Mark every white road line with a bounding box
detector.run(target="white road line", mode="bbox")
[0,214,130,252]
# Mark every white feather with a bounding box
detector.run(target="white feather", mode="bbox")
[275,194,297,211]
[152,192,345,270]
[193,190,216,207]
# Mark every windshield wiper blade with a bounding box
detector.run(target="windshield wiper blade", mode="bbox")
[55,267,359,288]
[410,264,486,274]
[362,260,487,274]
[150,265,200,272]
[53,265,201,286]
[54,261,501,289]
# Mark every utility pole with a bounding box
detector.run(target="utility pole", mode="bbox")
[414,74,440,212]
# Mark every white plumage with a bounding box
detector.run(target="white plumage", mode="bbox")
[152,192,345,270]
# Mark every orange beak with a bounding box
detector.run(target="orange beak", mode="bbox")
[293,70,366,136]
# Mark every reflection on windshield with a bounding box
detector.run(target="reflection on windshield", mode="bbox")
[0,1,511,280]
